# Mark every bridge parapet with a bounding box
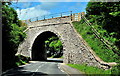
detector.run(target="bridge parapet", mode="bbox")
[23,12,85,27]
[27,16,72,27]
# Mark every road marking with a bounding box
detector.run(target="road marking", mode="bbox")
[19,63,33,67]
[57,63,68,75]
[31,63,46,76]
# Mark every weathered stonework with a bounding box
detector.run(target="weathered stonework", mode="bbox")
[17,15,116,69]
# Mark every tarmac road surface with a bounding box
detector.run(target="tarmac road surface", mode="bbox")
[2,58,67,76]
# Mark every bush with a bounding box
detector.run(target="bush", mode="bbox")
[15,54,30,66]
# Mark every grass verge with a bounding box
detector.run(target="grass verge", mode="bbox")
[67,64,120,75]
[67,64,111,75]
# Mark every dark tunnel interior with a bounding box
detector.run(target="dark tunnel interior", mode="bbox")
[32,31,58,61]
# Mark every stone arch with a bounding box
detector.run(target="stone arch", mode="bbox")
[31,31,64,61]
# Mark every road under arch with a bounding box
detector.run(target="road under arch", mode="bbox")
[31,31,62,61]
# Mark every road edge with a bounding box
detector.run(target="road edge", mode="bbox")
[58,63,86,76]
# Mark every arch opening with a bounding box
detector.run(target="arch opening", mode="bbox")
[31,31,63,61]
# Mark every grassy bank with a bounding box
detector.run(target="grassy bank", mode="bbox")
[72,21,119,62]
[67,64,120,75]
[67,64,111,75]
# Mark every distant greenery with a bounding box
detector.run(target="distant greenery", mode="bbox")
[2,2,26,71]
[45,36,63,58]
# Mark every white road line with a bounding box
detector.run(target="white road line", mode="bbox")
[19,63,32,67]
[31,63,46,76]
[57,63,68,75]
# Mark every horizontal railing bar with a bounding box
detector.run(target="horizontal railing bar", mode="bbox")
[29,11,72,20]
[81,15,119,54]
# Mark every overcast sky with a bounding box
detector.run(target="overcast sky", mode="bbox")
[10,0,89,20]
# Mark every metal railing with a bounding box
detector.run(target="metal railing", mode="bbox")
[81,15,119,54]
[29,11,73,22]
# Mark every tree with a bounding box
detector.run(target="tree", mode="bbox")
[86,2,120,29]
[86,1,120,52]
[2,2,26,71]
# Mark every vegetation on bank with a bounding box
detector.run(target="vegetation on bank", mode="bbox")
[73,21,119,62]
[67,64,111,75]
[86,1,120,56]
[2,2,26,71]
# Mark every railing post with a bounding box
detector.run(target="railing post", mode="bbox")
[70,11,72,16]
[44,15,45,20]
[28,11,86,21]
[61,13,62,17]
[36,17,38,21]
[78,13,81,21]
[29,19,31,22]
[70,11,72,21]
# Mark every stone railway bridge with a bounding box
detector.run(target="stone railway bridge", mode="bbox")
[17,12,116,69]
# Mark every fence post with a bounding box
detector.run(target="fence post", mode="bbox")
[78,13,81,21]
[70,11,72,21]
[70,11,72,16]
[36,17,38,21]
[44,15,45,20]
[61,13,62,17]
[29,19,31,22]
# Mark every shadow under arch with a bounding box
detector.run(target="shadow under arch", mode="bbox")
[31,31,62,61]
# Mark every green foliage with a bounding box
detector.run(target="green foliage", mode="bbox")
[86,1,120,54]
[45,36,63,58]
[16,62,21,66]
[67,64,111,75]
[2,2,26,71]
[86,2,120,16]
[15,54,30,66]
[109,11,120,17]
[72,21,119,62]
